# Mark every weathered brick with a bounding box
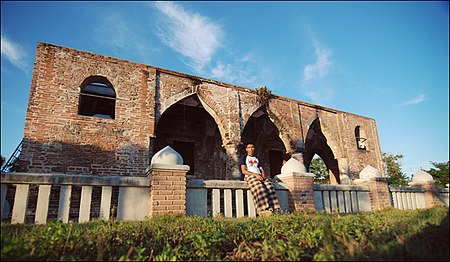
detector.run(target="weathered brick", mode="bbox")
[19,42,384,185]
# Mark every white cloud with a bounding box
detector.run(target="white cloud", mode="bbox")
[209,55,261,89]
[300,39,333,105]
[154,1,222,72]
[93,14,156,64]
[211,61,232,80]
[96,16,132,50]
[1,35,28,72]
[401,94,425,106]
[303,41,332,83]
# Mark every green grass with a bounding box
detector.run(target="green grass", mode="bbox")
[1,207,448,261]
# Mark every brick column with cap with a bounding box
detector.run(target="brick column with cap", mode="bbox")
[354,165,392,211]
[276,156,316,212]
[147,146,190,216]
[363,177,392,211]
[409,171,444,208]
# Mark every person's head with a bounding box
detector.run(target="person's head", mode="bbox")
[245,143,255,156]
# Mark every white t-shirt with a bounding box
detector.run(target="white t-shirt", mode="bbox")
[245,155,261,174]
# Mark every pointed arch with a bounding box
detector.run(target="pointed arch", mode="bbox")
[265,106,295,153]
[304,117,341,184]
[159,92,227,145]
[241,106,289,178]
[154,93,226,179]
[242,105,293,154]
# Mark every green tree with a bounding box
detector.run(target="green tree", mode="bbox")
[382,152,410,186]
[423,161,449,188]
[0,155,5,168]
[310,156,329,184]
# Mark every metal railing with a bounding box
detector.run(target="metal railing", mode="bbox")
[1,140,23,172]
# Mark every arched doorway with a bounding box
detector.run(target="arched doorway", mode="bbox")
[303,118,340,184]
[153,95,225,179]
[241,107,288,178]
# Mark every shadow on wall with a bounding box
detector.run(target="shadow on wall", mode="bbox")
[18,138,150,176]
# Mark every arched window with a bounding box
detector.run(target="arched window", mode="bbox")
[78,76,116,119]
[355,126,367,150]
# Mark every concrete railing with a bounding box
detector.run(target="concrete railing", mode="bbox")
[388,186,449,210]
[2,172,448,224]
[313,184,372,213]
[389,186,425,210]
[186,179,291,218]
[1,172,150,224]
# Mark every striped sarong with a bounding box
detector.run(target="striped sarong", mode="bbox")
[245,175,280,213]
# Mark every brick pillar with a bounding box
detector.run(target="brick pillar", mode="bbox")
[147,163,189,216]
[362,177,392,211]
[224,143,241,180]
[277,172,315,212]
[411,181,444,208]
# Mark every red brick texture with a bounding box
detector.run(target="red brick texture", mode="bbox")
[148,169,187,216]
[422,183,445,208]
[364,178,392,211]
[18,42,385,181]
[280,175,315,212]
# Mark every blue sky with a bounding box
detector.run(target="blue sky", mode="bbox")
[1,1,448,178]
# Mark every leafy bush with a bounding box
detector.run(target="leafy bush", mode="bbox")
[1,207,448,261]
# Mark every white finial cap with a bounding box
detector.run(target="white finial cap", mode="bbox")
[281,157,307,175]
[411,170,434,183]
[359,165,382,180]
[151,146,183,165]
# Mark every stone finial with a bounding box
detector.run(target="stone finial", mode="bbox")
[280,157,307,175]
[409,170,434,185]
[150,146,183,165]
[359,165,382,181]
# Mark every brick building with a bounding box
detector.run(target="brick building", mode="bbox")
[18,42,385,183]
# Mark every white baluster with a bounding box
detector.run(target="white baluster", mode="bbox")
[35,185,51,224]
[12,184,29,224]
[79,186,92,223]
[100,186,112,220]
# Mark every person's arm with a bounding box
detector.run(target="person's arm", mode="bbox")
[257,157,266,180]
[259,166,265,179]
[241,165,264,181]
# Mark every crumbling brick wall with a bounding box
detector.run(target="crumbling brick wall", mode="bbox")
[19,42,384,181]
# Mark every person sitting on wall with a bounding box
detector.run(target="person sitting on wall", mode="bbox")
[239,142,280,217]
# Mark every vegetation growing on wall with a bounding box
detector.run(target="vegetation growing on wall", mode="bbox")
[256,86,272,108]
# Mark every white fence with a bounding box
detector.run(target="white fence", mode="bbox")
[2,172,448,224]
[388,186,449,210]
[186,179,291,218]
[389,186,425,210]
[1,173,150,224]
[313,184,372,213]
